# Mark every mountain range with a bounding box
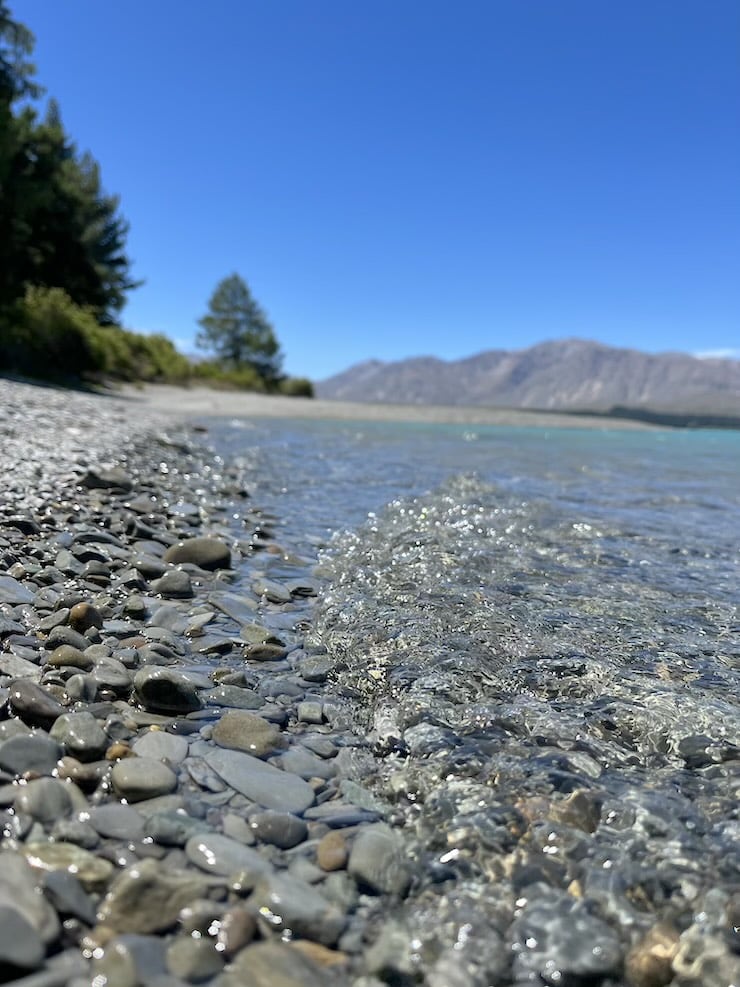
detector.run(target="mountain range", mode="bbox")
[316,339,740,418]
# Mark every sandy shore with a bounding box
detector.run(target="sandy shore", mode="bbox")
[120,383,658,430]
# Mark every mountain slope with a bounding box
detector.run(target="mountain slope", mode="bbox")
[316,339,740,414]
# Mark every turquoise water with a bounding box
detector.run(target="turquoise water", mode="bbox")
[209,416,740,983]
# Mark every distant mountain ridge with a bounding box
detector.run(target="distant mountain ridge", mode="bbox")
[316,339,740,415]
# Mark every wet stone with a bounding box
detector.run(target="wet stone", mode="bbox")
[22,840,114,891]
[249,872,346,946]
[92,934,168,986]
[80,465,133,491]
[133,728,189,763]
[69,602,103,632]
[86,803,146,841]
[184,832,270,878]
[317,830,349,871]
[163,536,231,571]
[0,731,62,776]
[205,747,316,814]
[212,709,282,758]
[15,777,75,824]
[42,869,97,924]
[46,624,90,651]
[0,904,45,972]
[151,569,194,599]
[50,711,109,761]
[167,934,224,982]
[134,666,202,714]
[145,810,206,847]
[7,679,65,727]
[203,684,263,710]
[111,756,178,802]
[278,745,336,780]
[46,644,94,670]
[0,575,35,605]
[249,810,308,849]
[348,825,411,896]
[98,858,213,934]
[222,941,326,987]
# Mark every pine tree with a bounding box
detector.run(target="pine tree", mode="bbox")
[197,274,283,384]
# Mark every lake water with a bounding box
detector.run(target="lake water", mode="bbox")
[209,416,740,985]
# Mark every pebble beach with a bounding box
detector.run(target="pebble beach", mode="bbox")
[0,378,738,987]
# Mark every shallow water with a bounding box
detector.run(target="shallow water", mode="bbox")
[209,416,740,985]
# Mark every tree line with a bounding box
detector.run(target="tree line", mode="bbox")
[0,3,311,395]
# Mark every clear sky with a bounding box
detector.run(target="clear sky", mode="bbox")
[15,0,740,379]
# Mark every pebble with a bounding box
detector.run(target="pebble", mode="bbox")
[216,906,257,957]
[92,933,168,987]
[249,872,346,945]
[317,830,349,871]
[86,803,146,841]
[132,728,189,764]
[249,810,308,849]
[184,832,270,879]
[222,941,327,987]
[111,756,178,802]
[50,711,109,761]
[98,858,212,934]
[69,602,104,632]
[22,840,114,891]
[163,536,231,571]
[0,904,45,971]
[348,825,411,896]
[46,644,94,670]
[205,747,316,813]
[203,684,263,709]
[15,777,76,824]
[167,934,224,981]
[42,869,97,924]
[151,569,194,599]
[211,709,283,757]
[133,666,202,714]
[6,679,65,726]
[0,731,63,776]
[0,574,35,605]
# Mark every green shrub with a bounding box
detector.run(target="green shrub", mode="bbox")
[190,360,266,391]
[278,376,314,397]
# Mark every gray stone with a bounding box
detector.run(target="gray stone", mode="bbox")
[133,729,189,764]
[163,537,231,571]
[212,710,282,758]
[86,803,146,841]
[297,700,324,724]
[46,625,90,651]
[184,832,270,879]
[46,644,94,670]
[205,747,315,814]
[277,745,336,780]
[112,756,178,802]
[92,934,168,987]
[167,935,224,982]
[0,904,44,971]
[80,466,133,491]
[42,870,97,924]
[50,711,108,761]
[0,732,63,776]
[15,777,75,824]
[21,840,114,891]
[249,810,308,849]
[145,810,206,847]
[0,851,60,944]
[221,941,326,987]
[7,679,65,726]
[151,569,194,599]
[0,575,35,605]
[97,858,213,934]
[348,825,411,896]
[203,684,263,710]
[134,667,202,714]
[249,873,346,945]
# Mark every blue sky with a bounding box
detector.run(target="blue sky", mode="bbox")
[16,0,740,379]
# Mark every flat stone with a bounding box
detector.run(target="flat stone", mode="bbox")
[205,747,315,814]
[112,756,178,802]
[348,825,411,896]
[15,777,75,824]
[0,904,44,971]
[203,684,263,709]
[0,575,34,605]
[80,466,133,491]
[249,811,308,849]
[163,536,231,571]
[42,870,97,924]
[185,832,270,879]
[46,624,90,651]
[46,644,94,670]
[145,810,206,847]
[212,710,282,758]
[7,679,65,727]
[22,840,114,891]
[167,934,224,981]
[132,729,189,764]
[277,746,336,780]
[50,711,108,761]
[249,873,346,945]
[0,851,60,944]
[97,858,212,934]
[0,732,63,776]
[92,934,168,986]
[134,666,202,714]
[86,803,146,841]
[222,941,326,987]
[151,569,194,599]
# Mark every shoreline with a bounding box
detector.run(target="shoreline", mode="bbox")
[118,383,664,430]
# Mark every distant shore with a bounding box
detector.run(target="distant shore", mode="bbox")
[120,384,663,430]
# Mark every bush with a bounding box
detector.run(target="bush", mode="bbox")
[190,360,267,392]
[0,286,192,384]
[278,376,314,397]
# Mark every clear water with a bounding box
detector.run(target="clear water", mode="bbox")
[208,416,740,985]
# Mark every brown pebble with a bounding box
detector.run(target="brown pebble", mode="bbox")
[317,830,348,872]
[289,941,348,968]
[69,602,103,632]
[625,923,680,987]
[217,906,257,958]
[105,742,134,761]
